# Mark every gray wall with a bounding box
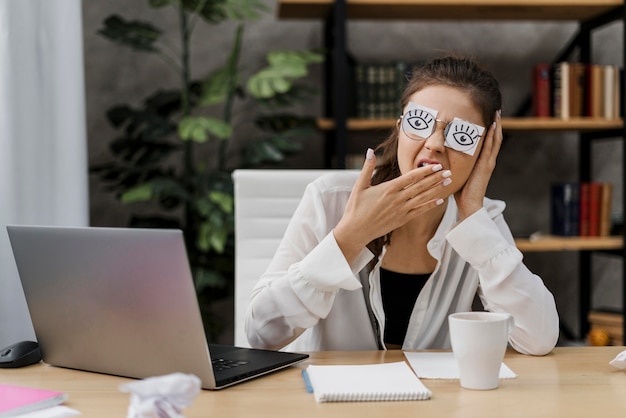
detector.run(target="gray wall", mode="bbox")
[83,1,623,342]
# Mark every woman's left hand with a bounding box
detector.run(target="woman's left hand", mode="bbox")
[454,110,503,220]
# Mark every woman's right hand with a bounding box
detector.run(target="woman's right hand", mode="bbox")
[332,148,452,264]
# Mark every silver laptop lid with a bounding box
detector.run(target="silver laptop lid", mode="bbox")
[7,225,217,388]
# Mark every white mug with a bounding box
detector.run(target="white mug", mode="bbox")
[448,311,514,390]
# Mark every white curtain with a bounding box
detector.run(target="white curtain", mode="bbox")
[0,0,88,348]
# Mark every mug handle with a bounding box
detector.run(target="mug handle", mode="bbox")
[507,314,515,334]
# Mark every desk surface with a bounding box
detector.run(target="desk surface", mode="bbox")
[1,346,625,417]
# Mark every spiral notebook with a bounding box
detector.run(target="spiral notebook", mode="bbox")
[304,362,432,402]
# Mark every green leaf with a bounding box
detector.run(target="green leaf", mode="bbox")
[209,191,234,214]
[198,221,229,253]
[98,15,162,53]
[178,116,232,142]
[243,140,285,165]
[255,85,319,109]
[247,50,325,99]
[199,68,233,105]
[267,50,324,68]
[221,0,269,20]
[121,183,153,203]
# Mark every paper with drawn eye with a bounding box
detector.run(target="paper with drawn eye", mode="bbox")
[403,352,517,379]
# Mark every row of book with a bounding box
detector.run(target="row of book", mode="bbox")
[352,61,414,119]
[550,182,613,237]
[532,62,623,119]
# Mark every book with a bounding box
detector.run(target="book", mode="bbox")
[0,384,68,417]
[354,63,368,118]
[603,65,616,119]
[569,62,586,118]
[552,62,570,119]
[588,182,603,236]
[587,64,604,117]
[532,63,552,117]
[304,361,432,402]
[579,182,591,236]
[353,60,414,120]
[550,182,580,236]
[599,182,613,237]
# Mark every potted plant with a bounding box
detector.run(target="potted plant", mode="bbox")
[90,0,323,341]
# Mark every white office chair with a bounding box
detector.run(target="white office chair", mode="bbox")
[232,169,356,347]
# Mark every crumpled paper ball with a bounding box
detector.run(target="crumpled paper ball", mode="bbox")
[119,373,201,418]
[609,350,626,370]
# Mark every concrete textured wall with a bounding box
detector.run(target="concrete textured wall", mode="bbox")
[82,1,623,343]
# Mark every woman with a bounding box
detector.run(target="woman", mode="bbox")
[245,55,559,355]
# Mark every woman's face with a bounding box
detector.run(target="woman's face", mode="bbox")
[397,85,486,195]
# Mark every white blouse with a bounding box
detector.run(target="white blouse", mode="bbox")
[245,172,559,355]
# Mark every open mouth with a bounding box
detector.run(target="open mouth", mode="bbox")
[418,160,440,168]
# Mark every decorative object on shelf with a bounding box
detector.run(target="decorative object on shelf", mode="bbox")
[90,0,323,341]
[588,310,623,346]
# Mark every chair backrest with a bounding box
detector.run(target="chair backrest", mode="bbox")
[232,169,350,347]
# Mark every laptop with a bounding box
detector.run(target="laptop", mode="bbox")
[6,225,309,389]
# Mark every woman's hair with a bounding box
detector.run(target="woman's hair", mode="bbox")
[366,54,502,260]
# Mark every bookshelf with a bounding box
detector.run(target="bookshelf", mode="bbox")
[277,0,626,342]
[277,1,620,21]
[317,117,625,131]
[515,236,623,252]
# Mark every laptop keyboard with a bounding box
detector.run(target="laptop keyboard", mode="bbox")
[212,358,249,371]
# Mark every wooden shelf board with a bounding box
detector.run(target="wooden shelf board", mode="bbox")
[278,1,623,21]
[515,236,623,252]
[317,117,624,132]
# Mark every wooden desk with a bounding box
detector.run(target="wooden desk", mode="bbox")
[1,347,625,417]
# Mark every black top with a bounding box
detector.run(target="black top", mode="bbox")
[380,268,430,346]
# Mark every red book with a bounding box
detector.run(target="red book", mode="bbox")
[588,182,603,236]
[0,384,67,417]
[532,63,552,117]
[579,182,590,236]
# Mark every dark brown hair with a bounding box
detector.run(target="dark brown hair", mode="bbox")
[367,55,502,260]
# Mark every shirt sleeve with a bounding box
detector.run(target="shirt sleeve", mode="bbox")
[245,179,373,350]
[446,207,560,356]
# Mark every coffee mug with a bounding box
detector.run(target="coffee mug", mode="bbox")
[448,311,514,390]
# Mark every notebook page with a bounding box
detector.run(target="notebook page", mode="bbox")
[305,361,432,402]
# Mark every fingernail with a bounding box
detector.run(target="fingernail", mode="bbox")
[443,178,452,186]
[366,148,374,160]
[436,198,445,206]
[431,164,443,172]
[441,170,451,178]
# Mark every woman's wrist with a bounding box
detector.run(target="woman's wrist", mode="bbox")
[332,226,368,265]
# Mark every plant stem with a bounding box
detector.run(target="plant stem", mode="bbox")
[219,24,244,171]
[179,4,195,240]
